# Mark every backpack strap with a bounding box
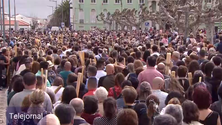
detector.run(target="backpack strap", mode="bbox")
[112,87,117,99]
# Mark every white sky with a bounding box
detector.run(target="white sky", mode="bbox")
[4,0,63,19]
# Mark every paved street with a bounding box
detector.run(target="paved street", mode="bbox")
[0,89,7,125]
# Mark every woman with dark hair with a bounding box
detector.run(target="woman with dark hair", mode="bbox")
[209,67,222,102]
[145,95,160,125]
[182,100,202,125]
[93,97,117,125]
[7,75,24,105]
[143,50,150,63]
[193,86,221,125]
[108,73,125,99]
[31,61,40,74]
[53,85,77,109]
[192,70,204,85]
[81,96,101,124]
[49,76,64,102]
[188,60,200,75]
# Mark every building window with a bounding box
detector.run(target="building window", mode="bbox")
[115,0,120,4]
[79,9,84,23]
[139,0,144,4]
[127,0,132,4]
[79,0,84,3]
[90,9,96,23]
[103,0,108,3]
[91,0,96,3]
[205,0,211,3]
[151,1,156,12]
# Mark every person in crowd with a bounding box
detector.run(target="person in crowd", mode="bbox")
[198,49,207,64]
[188,60,200,75]
[153,114,177,125]
[193,86,221,125]
[56,59,67,74]
[182,100,203,125]
[49,76,64,102]
[55,104,75,125]
[163,104,183,125]
[117,109,138,125]
[146,95,160,125]
[36,61,51,87]
[138,81,152,103]
[81,96,101,124]
[211,83,222,123]
[157,63,169,79]
[172,51,180,65]
[83,77,97,98]
[20,57,32,76]
[151,45,160,57]
[70,98,89,125]
[108,73,125,99]
[7,75,24,105]
[7,72,52,124]
[59,61,73,87]
[138,56,164,89]
[95,58,107,81]
[98,64,115,91]
[38,114,60,125]
[94,86,108,115]
[0,49,10,90]
[54,85,77,108]
[36,76,55,104]
[31,61,40,74]
[209,67,222,102]
[212,56,222,66]
[122,86,137,109]
[93,97,117,125]
[85,65,98,89]
[165,91,185,106]
[152,77,168,111]
[177,65,190,91]
[54,58,61,71]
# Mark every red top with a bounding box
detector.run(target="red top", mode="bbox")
[83,89,96,99]
[108,86,122,98]
[81,112,101,125]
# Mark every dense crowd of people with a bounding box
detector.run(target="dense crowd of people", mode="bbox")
[1,29,222,125]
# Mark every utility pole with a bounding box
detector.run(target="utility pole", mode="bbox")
[50,0,57,9]
[14,0,16,31]
[48,6,54,14]
[62,0,63,22]
[2,0,5,42]
[8,0,11,42]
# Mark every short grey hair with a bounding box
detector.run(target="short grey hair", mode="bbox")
[94,87,108,102]
[153,114,177,125]
[164,104,183,125]
[69,98,84,115]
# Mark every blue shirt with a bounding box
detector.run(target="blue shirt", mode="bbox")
[59,71,73,87]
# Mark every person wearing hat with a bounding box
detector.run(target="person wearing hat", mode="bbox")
[47,60,56,84]
[20,57,33,76]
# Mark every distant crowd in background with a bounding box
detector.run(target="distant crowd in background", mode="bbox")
[1,28,222,125]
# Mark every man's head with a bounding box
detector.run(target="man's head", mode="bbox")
[147,56,156,67]
[24,57,32,69]
[152,77,164,90]
[87,65,97,77]
[157,63,165,74]
[106,64,115,75]
[122,86,137,104]
[96,59,105,70]
[64,61,72,71]
[69,98,84,116]
[117,109,138,125]
[152,45,158,53]
[55,104,76,125]
[153,114,177,125]
[40,61,49,70]
[164,104,183,125]
[2,49,9,56]
[87,77,97,90]
[38,114,60,125]
[23,72,37,89]
[172,51,180,61]
[199,49,206,58]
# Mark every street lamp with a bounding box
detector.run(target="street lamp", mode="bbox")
[49,0,57,9]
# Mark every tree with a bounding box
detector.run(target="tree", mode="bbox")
[49,0,70,27]
[155,0,222,41]
[31,18,39,30]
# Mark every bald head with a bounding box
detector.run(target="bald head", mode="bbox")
[152,77,164,90]
[69,98,84,116]
[64,61,71,71]
[106,64,115,75]
[38,114,60,125]
[157,63,165,74]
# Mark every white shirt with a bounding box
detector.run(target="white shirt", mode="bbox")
[49,86,64,102]
[95,70,107,81]
[151,52,160,57]
[152,89,168,111]
[15,64,26,75]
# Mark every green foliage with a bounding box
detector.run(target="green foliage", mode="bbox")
[49,0,70,27]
